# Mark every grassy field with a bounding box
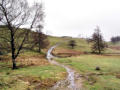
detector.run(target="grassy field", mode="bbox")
[55,54,120,90]
[0,63,66,90]
[0,51,67,90]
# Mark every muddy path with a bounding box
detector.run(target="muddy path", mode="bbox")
[46,44,82,90]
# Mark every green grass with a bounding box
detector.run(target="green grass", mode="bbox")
[0,62,66,90]
[108,41,120,46]
[48,36,120,54]
[105,48,120,54]
[48,36,92,52]
[55,54,120,90]
[0,50,67,90]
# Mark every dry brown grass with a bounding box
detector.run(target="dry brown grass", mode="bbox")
[109,46,120,50]
[52,48,83,57]
[16,55,49,66]
[0,54,49,67]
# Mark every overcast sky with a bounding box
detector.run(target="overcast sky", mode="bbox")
[29,0,120,41]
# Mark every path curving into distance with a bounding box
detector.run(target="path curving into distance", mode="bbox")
[47,44,81,90]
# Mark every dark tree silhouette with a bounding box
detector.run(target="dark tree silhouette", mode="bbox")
[0,0,43,69]
[111,36,120,44]
[31,25,49,53]
[68,40,76,49]
[91,26,107,54]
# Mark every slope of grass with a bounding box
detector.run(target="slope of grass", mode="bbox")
[48,36,91,52]
[55,55,120,90]
[48,36,120,54]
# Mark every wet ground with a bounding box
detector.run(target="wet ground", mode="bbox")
[47,45,82,90]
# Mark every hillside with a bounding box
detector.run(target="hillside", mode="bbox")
[0,25,119,55]
[0,27,67,89]
[0,26,120,90]
[48,36,120,56]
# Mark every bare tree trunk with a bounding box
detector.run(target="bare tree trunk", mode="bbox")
[38,34,41,53]
[10,30,17,69]
[97,33,101,54]
[99,49,101,54]
[98,36,101,54]
[38,44,41,52]
[11,42,17,69]
[12,58,17,69]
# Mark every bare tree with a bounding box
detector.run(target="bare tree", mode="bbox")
[0,0,43,69]
[29,4,49,53]
[91,26,107,54]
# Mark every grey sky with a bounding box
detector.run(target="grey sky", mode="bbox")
[29,0,120,41]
